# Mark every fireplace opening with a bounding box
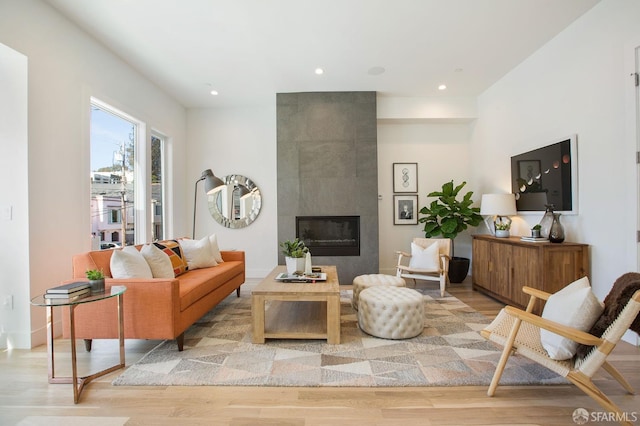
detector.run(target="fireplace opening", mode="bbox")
[296,216,360,256]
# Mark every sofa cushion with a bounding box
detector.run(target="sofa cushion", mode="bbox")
[179,237,218,270]
[178,261,245,311]
[110,246,153,279]
[140,243,175,278]
[153,240,188,276]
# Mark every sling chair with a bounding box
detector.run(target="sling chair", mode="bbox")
[396,238,451,297]
[481,272,640,426]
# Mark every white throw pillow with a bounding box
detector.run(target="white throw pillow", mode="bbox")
[540,277,604,360]
[408,242,440,270]
[140,243,175,278]
[208,234,224,263]
[180,237,218,270]
[110,245,153,279]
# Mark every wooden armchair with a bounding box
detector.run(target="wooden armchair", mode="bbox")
[396,238,451,297]
[481,277,640,426]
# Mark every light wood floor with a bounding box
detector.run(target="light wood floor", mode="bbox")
[2,278,639,425]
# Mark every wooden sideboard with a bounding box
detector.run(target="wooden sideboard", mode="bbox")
[471,234,590,314]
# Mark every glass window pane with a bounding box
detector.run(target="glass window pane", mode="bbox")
[151,134,164,241]
[90,104,136,249]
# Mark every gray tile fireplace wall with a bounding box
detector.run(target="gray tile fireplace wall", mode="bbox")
[277,92,379,284]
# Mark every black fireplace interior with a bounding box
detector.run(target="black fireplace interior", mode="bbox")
[296,216,360,256]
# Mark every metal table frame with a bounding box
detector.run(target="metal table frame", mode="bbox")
[31,286,126,403]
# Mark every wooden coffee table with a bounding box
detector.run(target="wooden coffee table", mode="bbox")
[251,265,340,344]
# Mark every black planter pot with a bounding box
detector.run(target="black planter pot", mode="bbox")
[448,257,470,283]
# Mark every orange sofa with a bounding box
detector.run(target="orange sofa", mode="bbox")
[62,247,245,351]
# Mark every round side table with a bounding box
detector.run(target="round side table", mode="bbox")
[31,285,127,403]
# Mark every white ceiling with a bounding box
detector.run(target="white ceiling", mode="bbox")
[44,0,600,109]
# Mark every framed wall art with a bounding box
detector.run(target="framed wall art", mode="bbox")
[394,195,418,225]
[511,134,578,214]
[393,162,418,193]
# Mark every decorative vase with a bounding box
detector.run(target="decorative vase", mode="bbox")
[304,252,312,274]
[539,204,555,238]
[285,257,305,274]
[531,229,541,238]
[89,279,105,294]
[495,229,510,238]
[549,213,565,243]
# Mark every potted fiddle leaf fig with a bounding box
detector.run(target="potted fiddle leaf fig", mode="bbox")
[418,180,483,283]
[280,238,309,274]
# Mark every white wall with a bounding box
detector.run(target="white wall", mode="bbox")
[377,121,474,274]
[187,106,277,278]
[187,98,477,279]
[0,0,188,348]
[471,0,640,304]
[0,43,29,349]
[4,0,639,349]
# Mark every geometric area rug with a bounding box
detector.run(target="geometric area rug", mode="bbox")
[113,287,566,387]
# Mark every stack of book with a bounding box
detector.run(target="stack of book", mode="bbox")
[520,236,549,243]
[274,272,327,283]
[44,282,91,299]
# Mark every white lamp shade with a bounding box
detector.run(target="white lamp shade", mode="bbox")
[480,193,517,216]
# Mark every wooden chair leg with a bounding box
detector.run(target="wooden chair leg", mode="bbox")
[602,361,635,394]
[236,287,241,297]
[569,372,633,426]
[440,275,445,297]
[488,317,522,396]
[83,339,92,352]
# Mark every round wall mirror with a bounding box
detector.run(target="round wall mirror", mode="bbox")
[207,174,262,229]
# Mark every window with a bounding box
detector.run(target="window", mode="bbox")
[109,209,121,224]
[90,98,167,248]
[90,100,138,248]
[151,134,164,241]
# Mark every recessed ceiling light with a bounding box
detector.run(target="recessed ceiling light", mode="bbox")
[438,84,447,90]
[210,90,219,96]
[315,68,324,75]
[368,66,386,76]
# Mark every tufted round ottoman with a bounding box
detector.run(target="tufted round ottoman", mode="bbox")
[357,286,425,339]
[352,274,406,310]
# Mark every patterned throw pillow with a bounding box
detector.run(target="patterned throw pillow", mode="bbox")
[153,239,188,276]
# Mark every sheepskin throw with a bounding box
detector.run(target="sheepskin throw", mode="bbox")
[575,272,640,359]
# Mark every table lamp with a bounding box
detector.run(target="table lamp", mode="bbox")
[480,193,517,237]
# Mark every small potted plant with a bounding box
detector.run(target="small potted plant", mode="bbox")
[86,268,105,294]
[494,221,511,238]
[280,238,309,274]
[531,224,542,238]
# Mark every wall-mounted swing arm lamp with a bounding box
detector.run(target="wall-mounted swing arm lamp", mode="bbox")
[193,169,225,239]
